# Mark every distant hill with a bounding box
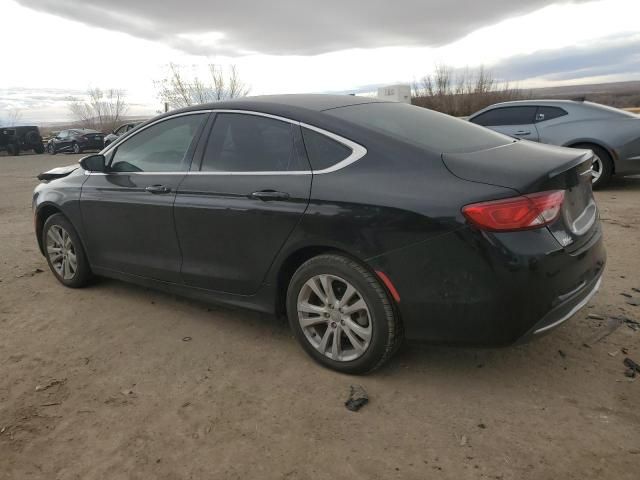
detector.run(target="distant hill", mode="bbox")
[528,81,640,108]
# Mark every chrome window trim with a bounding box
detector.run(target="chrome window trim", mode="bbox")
[89,108,367,176]
[100,110,212,156]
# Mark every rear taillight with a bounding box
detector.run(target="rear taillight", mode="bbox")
[462,190,565,232]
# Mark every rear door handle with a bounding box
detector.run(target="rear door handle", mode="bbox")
[249,190,290,201]
[145,184,172,194]
[514,130,531,136]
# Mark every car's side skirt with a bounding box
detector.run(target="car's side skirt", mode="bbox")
[92,266,277,315]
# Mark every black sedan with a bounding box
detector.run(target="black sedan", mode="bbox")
[33,95,605,374]
[47,128,104,154]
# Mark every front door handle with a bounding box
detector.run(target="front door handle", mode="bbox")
[249,190,290,201]
[145,184,172,194]
[514,130,531,136]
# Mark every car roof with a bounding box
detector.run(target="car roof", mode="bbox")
[71,128,101,133]
[471,99,638,119]
[165,94,387,119]
[479,99,582,108]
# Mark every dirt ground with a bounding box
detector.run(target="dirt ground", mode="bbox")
[1,152,639,480]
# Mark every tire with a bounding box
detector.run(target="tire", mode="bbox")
[48,143,56,155]
[6,143,19,156]
[42,213,92,288]
[25,130,40,145]
[572,143,612,189]
[286,254,403,374]
[34,144,45,154]
[72,142,82,154]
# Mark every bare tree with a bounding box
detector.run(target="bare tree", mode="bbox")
[69,88,128,132]
[155,63,250,110]
[4,108,23,125]
[412,65,529,116]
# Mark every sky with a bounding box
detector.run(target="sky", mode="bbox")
[1,0,639,123]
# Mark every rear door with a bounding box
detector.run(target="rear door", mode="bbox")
[471,106,539,141]
[174,111,312,295]
[80,112,208,282]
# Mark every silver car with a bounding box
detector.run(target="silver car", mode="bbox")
[469,100,640,187]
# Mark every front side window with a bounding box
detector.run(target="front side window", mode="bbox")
[110,114,205,172]
[115,125,129,135]
[302,128,352,171]
[201,113,305,172]
[471,106,537,126]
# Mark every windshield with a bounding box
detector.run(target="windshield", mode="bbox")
[325,102,514,154]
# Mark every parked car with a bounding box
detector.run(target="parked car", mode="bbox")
[47,129,104,154]
[0,126,45,155]
[33,95,605,374]
[468,100,640,188]
[104,122,142,147]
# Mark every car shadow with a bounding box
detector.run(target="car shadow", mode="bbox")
[86,276,571,382]
[596,174,640,191]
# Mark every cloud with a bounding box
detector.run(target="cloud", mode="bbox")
[492,34,640,82]
[16,0,579,56]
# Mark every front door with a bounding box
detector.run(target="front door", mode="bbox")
[80,112,208,282]
[174,112,312,295]
[472,106,540,142]
[55,131,71,152]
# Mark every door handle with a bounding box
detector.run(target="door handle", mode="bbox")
[145,184,172,194]
[514,130,531,136]
[249,190,290,201]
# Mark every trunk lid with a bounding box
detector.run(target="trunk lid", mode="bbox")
[443,140,598,251]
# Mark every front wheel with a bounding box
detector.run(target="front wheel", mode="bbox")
[48,143,56,155]
[286,254,403,374]
[42,213,92,288]
[72,142,82,154]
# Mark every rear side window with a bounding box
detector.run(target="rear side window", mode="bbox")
[535,106,568,123]
[201,113,305,172]
[302,128,351,171]
[470,106,537,126]
[327,102,512,154]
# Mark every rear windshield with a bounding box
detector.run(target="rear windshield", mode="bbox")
[326,102,513,154]
[584,102,638,118]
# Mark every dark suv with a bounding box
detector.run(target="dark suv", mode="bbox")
[47,129,105,154]
[0,126,45,155]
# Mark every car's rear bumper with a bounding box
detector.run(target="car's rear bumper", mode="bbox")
[367,223,606,345]
[516,271,602,343]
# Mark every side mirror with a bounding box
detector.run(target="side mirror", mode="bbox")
[79,154,106,172]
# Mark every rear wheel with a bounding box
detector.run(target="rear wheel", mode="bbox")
[572,143,612,189]
[286,254,402,374]
[34,144,45,154]
[42,214,92,288]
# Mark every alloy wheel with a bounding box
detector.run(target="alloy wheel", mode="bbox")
[591,155,603,184]
[46,225,77,280]
[297,274,372,362]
